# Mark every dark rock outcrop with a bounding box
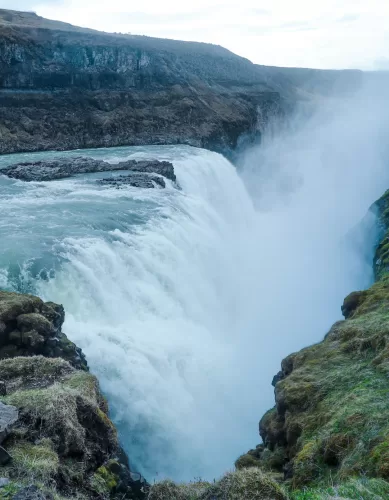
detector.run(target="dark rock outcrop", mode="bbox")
[1,156,175,184]
[0,290,147,499]
[0,291,86,370]
[341,290,368,319]
[98,174,166,189]
[0,401,18,444]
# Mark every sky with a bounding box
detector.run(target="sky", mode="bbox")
[2,0,389,70]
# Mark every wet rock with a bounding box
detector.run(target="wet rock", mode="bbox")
[98,173,166,189]
[272,371,283,387]
[1,157,175,184]
[0,401,18,443]
[341,290,368,319]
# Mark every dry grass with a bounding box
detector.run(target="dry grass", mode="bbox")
[5,439,59,483]
[148,469,287,500]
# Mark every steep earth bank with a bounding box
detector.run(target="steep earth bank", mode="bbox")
[0,291,147,499]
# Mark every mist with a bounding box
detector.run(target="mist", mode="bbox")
[20,80,389,483]
[226,79,389,464]
[180,79,389,478]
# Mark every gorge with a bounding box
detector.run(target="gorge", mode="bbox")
[1,7,389,500]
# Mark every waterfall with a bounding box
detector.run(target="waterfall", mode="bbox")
[0,112,387,479]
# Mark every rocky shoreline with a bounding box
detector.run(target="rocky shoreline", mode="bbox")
[1,157,176,189]
[0,291,147,499]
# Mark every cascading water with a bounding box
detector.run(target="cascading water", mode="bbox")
[0,93,388,482]
[0,146,267,480]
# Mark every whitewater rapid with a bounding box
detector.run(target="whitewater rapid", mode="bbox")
[0,141,382,481]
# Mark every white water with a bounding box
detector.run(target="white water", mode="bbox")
[1,87,389,481]
[34,149,264,480]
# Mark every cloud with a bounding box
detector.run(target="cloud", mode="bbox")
[278,20,318,32]
[248,8,271,16]
[373,58,389,70]
[337,14,360,23]
[92,8,225,26]
[6,0,389,70]
[1,0,64,12]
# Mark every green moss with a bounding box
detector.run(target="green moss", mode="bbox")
[6,440,59,483]
[0,356,72,381]
[235,453,261,469]
[291,477,389,499]
[257,276,389,488]
[1,365,117,491]
[90,464,118,496]
[3,385,85,456]
[62,370,99,402]
[96,465,118,490]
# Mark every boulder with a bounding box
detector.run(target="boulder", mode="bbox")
[0,292,87,370]
[0,400,18,443]
[98,173,166,189]
[341,290,368,319]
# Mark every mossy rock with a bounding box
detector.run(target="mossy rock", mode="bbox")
[235,452,261,470]
[147,479,211,500]
[148,469,287,500]
[0,291,87,370]
[0,356,121,498]
[202,468,288,500]
[90,463,119,497]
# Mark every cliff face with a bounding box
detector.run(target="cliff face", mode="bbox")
[0,291,146,499]
[0,9,281,155]
[1,9,375,157]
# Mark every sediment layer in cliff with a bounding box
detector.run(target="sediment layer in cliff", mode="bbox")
[0,9,282,156]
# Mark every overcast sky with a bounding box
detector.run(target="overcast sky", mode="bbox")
[3,0,389,70]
